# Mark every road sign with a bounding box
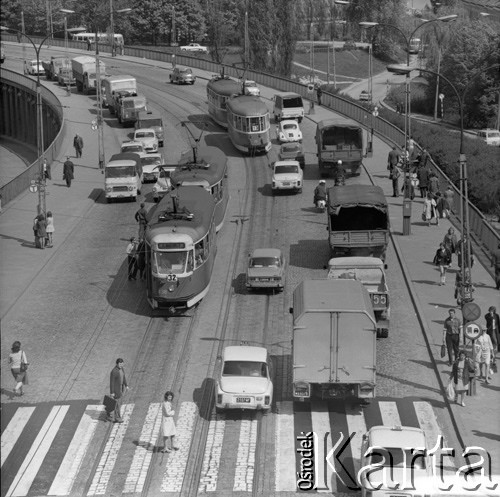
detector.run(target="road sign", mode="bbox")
[29,185,38,193]
[464,322,481,340]
[439,93,445,101]
[372,107,379,117]
[307,84,314,94]
[30,179,37,185]
[462,302,481,322]
[91,122,98,131]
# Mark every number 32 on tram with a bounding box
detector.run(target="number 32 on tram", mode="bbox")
[145,186,217,310]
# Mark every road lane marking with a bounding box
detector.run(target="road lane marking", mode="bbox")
[1,407,36,467]
[232,414,258,492]
[378,401,402,427]
[345,403,367,483]
[87,403,134,496]
[198,411,226,492]
[49,405,104,496]
[414,401,442,451]
[275,401,296,491]
[123,403,162,494]
[311,401,335,493]
[7,405,69,497]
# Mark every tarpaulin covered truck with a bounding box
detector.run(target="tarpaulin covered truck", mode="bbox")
[72,56,105,95]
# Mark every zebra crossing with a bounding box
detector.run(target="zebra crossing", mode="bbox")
[1,398,446,496]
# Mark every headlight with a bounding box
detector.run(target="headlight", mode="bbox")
[128,186,134,191]
[106,187,112,192]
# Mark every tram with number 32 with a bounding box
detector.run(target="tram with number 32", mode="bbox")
[145,186,217,310]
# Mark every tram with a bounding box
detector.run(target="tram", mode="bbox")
[170,155,229,232]
[226,95,272,154]
[206,75,241,127]
[145,186,217,310]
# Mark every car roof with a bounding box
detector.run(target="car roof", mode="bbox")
[223,346,268,362]
[280,142,303,150]
[251,248,282,259]
[367,426,426,448]
[135,128,156,133]
[274,160,300,167]
[281,120,299,125]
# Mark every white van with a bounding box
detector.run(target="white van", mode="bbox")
[104,152,143,202]
[273,92,304,123]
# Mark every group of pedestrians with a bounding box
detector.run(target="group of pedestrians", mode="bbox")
[33,211,54,249]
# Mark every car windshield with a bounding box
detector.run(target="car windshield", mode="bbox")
[283,97,303,108]
[250,257,280,268]
[142,157,161,166]
[123,101,135,109]
[136,132,155,138]
[153,251,189,275]
[283,123,297,131]
[159,169,172,178]
[105,166,136,178]
[122,145,142,152]
[180,69,192,74]
[367,448,426,470]
[275,165,299,174]
[222,361,267,377]
[142,119,162,127]
[488,131,500,138]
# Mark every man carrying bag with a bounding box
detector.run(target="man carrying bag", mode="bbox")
[104,358,128,423]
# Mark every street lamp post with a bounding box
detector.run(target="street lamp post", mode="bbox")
[329,0,349,89]
[60,9,75,94]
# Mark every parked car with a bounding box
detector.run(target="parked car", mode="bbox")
[242,80,260,96]
[120,140,145,155]
[25,59,45,76]
[152,165,177,202]
[476,129,500,147]
[169,67,196,85]
[180,43,208,54]
[271,160,303,193]
[140,153,163,183]
[276,119,303,143]
[57,67,75,86]
[279,142,305,169]
[359,90,371,102]
[216,346,273,411]
[134,128,159,153]
[246,248,285,291]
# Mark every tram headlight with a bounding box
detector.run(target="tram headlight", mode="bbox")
[168,284,176,292]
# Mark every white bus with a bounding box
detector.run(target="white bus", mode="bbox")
[71,32,124,45]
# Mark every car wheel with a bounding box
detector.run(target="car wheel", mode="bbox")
[298,117,303,123]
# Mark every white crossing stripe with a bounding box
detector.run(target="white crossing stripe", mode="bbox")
[161,401,198,492]
[378,401,402,427]
[274,401,296,491]
[233,416,258,492]
[123,403,162,494]
[6,405,70,497]
[1,407,36,467]
[414,401,442,451]
[87,403,134,496]
[344,403,367,483]
[198,411,226,492]
[310,401,335,493]
[49,405,104,496]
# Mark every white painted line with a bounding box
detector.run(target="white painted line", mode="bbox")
[7,405,70,497]
[87,403,134,496]
[160,401,198,492]
[198,411,226,492]
[311,400,335,493]
[378,401,402,427]
[1,407,36,467]
[122,403,162,494]
[345,403,367,481]
[232,416,258,492]
[275,401,296,491]
[414,401,442,452]
[49,405,104,496]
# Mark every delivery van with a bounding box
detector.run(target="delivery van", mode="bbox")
[273,92,304,123]
[104,152,143,202]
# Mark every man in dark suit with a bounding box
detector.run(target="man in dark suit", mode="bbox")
[107,358,128,422]
[485,306,500,353]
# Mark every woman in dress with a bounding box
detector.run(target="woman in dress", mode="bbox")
[423,192,438,226]
[46,211,54,247]
[36,214,47,249]
[8,341,29,396]
[433,242,452,286]
[474,328,494,384]
[450,350,474,406]
[161,391,179,453]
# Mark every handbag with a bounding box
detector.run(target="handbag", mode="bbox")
[440,345,446,358]
[103,394,117,413]
[20,351,28,372]
[446,380,455,401]
[422,212,427,222]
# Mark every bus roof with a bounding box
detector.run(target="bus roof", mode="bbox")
[226,95,268,116]
[206,78,241,96]
[317,118,362,130]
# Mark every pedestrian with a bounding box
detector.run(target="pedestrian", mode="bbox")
[484,306,500,353]
[407,135,415,157]
[43,158,51,180]
[428,172,440,198]
[161,391,179,452]
[492,243,500,290]
[423,192,438,226]
[435,191,449,219]
[86,38,92,51]
[73,134,84,158]
[417,165,430,198]
[474,328,494,384]
[442,309,461,366]
[136,240,146,280]
[433,241,452,285]
[443,185,454,214]
[443,227,458,264]
[119,39,124,56]
[8,341,29,397]
[63,157,74,187]
[135,203,148,240]
[401,172,415,199]
[457,235,474,269]
[106,358,128,423]
[35,214,47,249]
[419,147,430,168]
[450,350,474,407]
[316,85,323,106]
[45,211,54,247]
[126,237,138,280]
[387,145,399,170]
[454,268,474,304]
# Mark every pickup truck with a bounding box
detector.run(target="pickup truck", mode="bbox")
[180,43,208,54]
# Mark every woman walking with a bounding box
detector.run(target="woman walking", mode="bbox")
[36,214,47,249]
[46,211,55,247]
[8,341,29,396]
[450,350,474,406]
[474,328,494,384]
[433,242,452,285]
[423,193,438,226]
[443,227,458,265]
[161,391,179,453]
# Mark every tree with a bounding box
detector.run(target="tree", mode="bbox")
[128,0,171,45]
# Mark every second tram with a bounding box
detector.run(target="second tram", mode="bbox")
[145,186,217,310]
[206,75,241,128]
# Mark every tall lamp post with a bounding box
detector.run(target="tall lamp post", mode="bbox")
[328,0,349,88]
[360,15,457,235]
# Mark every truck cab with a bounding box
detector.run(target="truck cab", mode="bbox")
[135,110,164,147]
[104,152,142,202]
[118,94,147,126]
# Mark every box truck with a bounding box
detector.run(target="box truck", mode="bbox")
[72,56,105,95]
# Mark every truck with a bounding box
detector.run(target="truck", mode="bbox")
[104,152,143,202]
[117,94,147,126]
[71,56,106,95]
[42,56,70,81]
[327,185,390,261]
[315,118,371,176]
[327,257,390,337]
[291,279,377,401]
[102,75,137,111]
[135,110,164,147]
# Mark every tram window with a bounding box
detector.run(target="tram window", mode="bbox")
[249,116,262,132]
[154,251,187,275]
[187,251,194,273]
[212,183,221,202]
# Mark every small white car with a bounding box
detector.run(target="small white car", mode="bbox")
[140,153,163,183]
[25,59,45,76]
[246,248,285,291]
[276,119,302,143]
[216,346,273,411]
[180,43,208,54]
[134,128,159,153]
[477,129,500,147]
[152,166,177,202]
[272,160,303,193]
[243,80,260,96]
[121,140,145,155]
